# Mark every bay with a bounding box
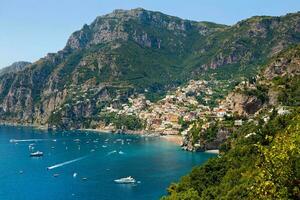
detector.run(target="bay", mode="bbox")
[0,126,215,200]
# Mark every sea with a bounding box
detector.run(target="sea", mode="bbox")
[0,126,215,200]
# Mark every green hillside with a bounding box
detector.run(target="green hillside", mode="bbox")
[162,45,300,200]
[0,8,299,129]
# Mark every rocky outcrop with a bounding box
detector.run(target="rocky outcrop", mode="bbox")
[224,92,263,116]
[263,46,300,80]
[0,9,300,130]
[0,61,31,76]
[182,128,231,152]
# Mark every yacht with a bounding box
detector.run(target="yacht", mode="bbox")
[30,151,43,157]
[114,176,136,184]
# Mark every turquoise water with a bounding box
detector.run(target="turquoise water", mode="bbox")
[0,126,215,200]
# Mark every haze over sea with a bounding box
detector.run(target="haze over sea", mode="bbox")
[0,126,215,200]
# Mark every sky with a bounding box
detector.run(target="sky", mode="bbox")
[1,0,300,69]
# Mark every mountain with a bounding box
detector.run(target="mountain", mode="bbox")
[162,44,300,200]
[0,61,31,76]
[0,8,299,129]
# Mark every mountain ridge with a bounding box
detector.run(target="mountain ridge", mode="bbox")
[0,8,299,129]
[0,61,31,76]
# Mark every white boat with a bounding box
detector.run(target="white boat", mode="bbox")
[30,151,43,157]
[114,176,136,184]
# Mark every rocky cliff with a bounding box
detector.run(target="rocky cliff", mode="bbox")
[182,44,300,152]
[0,61,31,76]
[0,8,300,130]
[222,44,300,116]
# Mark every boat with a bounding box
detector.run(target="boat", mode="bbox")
[53,174,59,177]
[30,151,43,157]
[114,176,136,184]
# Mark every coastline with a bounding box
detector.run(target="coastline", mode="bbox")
[0,121,183,146]
[82,128,184,146]
[0,121,48,130]
[160,135,183,145]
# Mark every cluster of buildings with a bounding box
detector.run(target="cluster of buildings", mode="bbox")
[102,79,236,135]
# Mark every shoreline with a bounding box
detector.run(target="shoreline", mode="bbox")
[0,121,48,130]
[81,128,184,146]
[0,122,183,146]
[0,122,220,152]
[160,135,183,146]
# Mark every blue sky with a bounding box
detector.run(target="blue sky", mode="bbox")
[1,0,300,68]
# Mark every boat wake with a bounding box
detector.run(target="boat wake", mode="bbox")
[47,156,88,170]
[10,139,50,143]
[107,150,117,156]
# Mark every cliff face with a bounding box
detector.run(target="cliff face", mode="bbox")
[0,61,31,76]
[223,44,300,116]
[181,44,300,153]
[0,9,300,129]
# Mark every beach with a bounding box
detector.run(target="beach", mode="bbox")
[160,135,183,145]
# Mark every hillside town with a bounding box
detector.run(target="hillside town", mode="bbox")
[96,76,293,151]
[97,79,239,146]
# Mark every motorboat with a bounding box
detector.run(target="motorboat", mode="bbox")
[30,151,43,157]
[114,176,136,184]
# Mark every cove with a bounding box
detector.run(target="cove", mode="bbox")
[0,126,216,200]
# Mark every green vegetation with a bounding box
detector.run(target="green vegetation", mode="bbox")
[1,9,300,125]
[276,75,300,106]
[99,112,144,130]
[244,84,269,104]
[162,108,300,200]
[162,44,300,199]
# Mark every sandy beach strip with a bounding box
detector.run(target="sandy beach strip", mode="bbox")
[160,135,183,145]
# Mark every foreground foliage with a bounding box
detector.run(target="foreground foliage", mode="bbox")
[162,108,300,200]
[162,45,300,199]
